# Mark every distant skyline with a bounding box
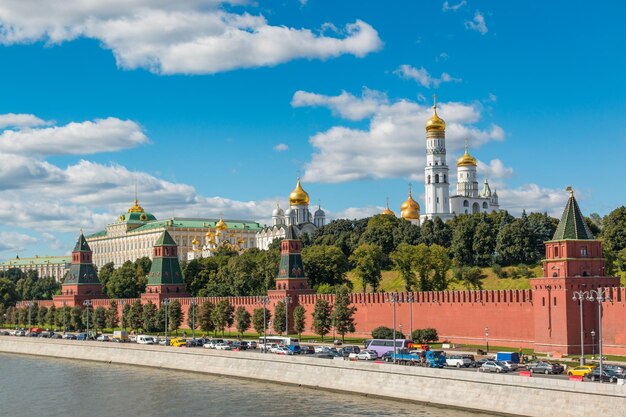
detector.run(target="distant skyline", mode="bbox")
[0,0,624,257]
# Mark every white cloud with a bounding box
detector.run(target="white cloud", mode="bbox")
[292,88,387,121]
[0,2,382,74]
[394,65,461,89]
[476,159,513,182]
[497,184,568,217]
[465,11,488,35]
[0,231,37,253]
[329,205,381,220]
[0,113,50,129]
[274,143,289,152]
[292,89,504,183]
[0,117,148,157]
[442,1,467,12]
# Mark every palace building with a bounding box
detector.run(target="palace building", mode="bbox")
[85,198,262,268]
[0,255,70,282]
[256,178,326,250]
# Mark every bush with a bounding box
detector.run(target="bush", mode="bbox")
[411,328,439,344]
[371,326,405,340]
[509,264,534,279]
[492,263,507,278]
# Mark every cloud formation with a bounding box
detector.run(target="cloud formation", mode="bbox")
[465,11,488,35]
[292,88,387,121]
[442,1,467,12]
[0,1,383,74]
[274,143,289,152]
[394,65,461,89]
[0,113,50,129]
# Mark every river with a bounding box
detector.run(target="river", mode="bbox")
[0,352,495,417]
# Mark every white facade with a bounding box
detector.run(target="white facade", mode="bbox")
[0,256,70,283]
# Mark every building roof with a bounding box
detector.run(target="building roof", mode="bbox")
[73,233,91,252]
[154,230,177,247]
[0,255,71,267]
[552,189,594,241]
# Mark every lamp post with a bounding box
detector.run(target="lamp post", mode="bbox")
[62,302,67,334]
[83,300,92,340]
[283,296,292,337]
[257,296,270,353]
[572,290,589,365]
[386,293,399,364]
[407,294,414,340]
[120,300,126,332]
[190,298,197,340]
[162,298,171,345]
[485,326,489,354]
[587,289,612,382]
[591,330,596,358]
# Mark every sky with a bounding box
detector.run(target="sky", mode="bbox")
[0,0,624,258]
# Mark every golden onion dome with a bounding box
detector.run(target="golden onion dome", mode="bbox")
[191,237,199,246]
[457,147,477,167]
[425,105,446,133]
[381,197,396,216]
[205,227,213,237]
[216,217,227,231]
[128,198,145,213]
[400,191,420,220]
[289,177,310,206]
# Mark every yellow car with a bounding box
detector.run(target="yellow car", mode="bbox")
[567,365,595,376]
[169,338,187,347]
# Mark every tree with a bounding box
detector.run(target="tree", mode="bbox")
[252,307,271,336]
[450,215,475,266]
[371,326,405,340]
[301,245,350,289]
[235,306,251,338]
[198,301,215,334]
[70,306,83,331]
[453,266,485,290]
[0,304,4,325]
[273,301,286,335]
[168,300,183,334]
[390,243,418,291]
[37,305,48,326]
[56,306,71,330]
[211,299,234,336]
[359,215,401,260]
[122,303,132,330]
[429,244,452,291]
[601,207,626,254]
[105,301,119,329]
[332,285,356,342]
[81,306,94,332]
[186,302,199,332]
[311,299,332,341]
[411,328,438,344]
[414,244,433,291]
[6,306,17,325]
[94,306,107,333]
[98,262,115,295]
[292,305,306,339]
[128,300,143,332]
[0,278,18,308]
[349,243,383,293]
[45,305,56,327]
[106,261,140,298]
[472,214,496,266]
[141,301,159,332]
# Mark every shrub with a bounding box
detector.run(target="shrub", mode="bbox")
[411,328,439,344]
[492,263,507,278]
[371,326,405,340]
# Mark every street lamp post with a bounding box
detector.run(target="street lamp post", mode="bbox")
[572,290,589,365]
[587,289,612,382]
[257,296,270,353]
[407,294,414,340]
[591,330,596,358]
[190,298,197,340]
[386,293,399,364]
[162,299,171,345]
[485,326,489,354]
[283,296,292,337]
[83,300,92,340]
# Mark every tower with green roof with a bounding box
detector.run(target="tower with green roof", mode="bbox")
[531,187,618,355]
[141,230,189,304]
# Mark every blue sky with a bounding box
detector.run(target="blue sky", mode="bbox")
[0,0,624,257]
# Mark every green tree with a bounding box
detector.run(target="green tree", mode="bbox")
[0,304,4,325]
[56,306,71,330]
[292,305,306,339]
[252,307,271,336]
[98,262,115,295]
[211,299,234,336]
[37,305,48,326]
[198,301,215,334]
[349,243,383,293]
[273,301,286,335]
[81,306,94,332]
[390,243,418,291]
[6,306,17,325]
[450,215,475,265]
[122,303,132,329]
[301,245,350,289]
[235,306,251,338]
[430,244,452,291]
[168,300,183,334]
[106,301,119,329]
[311,299,332,341]
[332,285,356,342]
[70,306,83,331]
[601,207,626,254]
[472,214,496,266]
[411,328,438,344]
[106,261,140,298]
[142,301,159,333]
[94,306,107,333]
[45,305,56,327]
[360,215,401,260]
[0,278,18,308]
[186,301,199,332]
[128,300,143,332]
[371,326,405,340]
[414,244,433,291]
[453,266,485,290]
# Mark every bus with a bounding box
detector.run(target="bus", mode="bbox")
[258,336,300,353]
[365,339,414,358]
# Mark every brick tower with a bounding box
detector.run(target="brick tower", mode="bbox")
[54,232,103,307]
[531,188,619,354]
[141,230,189,305]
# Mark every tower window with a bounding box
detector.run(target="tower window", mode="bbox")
[427,175,431,184]
[581,246,587,257]
[435,174,439,183]
[463,200,469,207]
[443,174,447,183]
[554,247,559,257]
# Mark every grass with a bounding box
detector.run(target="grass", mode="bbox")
[348,266,538,293]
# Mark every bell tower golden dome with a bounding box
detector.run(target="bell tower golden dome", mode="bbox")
[289,177,310,206]
[457,143,477,167]
[425,95,446,133]
[400,185,420,221]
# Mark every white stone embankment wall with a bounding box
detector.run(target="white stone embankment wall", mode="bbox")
[1,338,625,416]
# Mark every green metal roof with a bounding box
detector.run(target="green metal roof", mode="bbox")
[552,193,594,240]
[0,256,71,267]
[73,234,91,252]
[154,230,177,246]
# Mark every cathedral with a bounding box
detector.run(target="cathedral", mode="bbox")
[256,178,326,250]
[383,98,500,224]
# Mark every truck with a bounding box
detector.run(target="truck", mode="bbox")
[496,352,520,364]
[112,330,129,343]
[384,349,446,368]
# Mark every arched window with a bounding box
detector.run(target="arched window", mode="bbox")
[463,200,469,207]
[427,175,431,184]
[443,174,447,183]
[435,174,439,183]
[472,202,480,214]
[483,202,488,209]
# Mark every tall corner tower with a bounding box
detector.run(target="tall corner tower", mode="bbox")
[423,96,451,221]
[142,230,189,304]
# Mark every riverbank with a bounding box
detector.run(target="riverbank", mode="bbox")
[1,338,624,416]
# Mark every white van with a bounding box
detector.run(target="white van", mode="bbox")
[136,335,155,345]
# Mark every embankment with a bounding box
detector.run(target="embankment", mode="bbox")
[1,338,624,416]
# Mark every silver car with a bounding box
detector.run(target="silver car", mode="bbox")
[478,360,508,373]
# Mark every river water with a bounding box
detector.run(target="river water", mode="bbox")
[0,352,495,417]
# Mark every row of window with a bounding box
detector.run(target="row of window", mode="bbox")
[427,174,447,184]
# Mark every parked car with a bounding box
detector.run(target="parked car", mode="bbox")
[215,342,232,350]
[0,330,10,336]
[314,345,331,353]
[313,350,342,359]
[50,333,62,339]
[14,330,26,337]
[567,365,595,377]
[446,355,473,368]
[96,334,110,342]
[586,368,622,383]
[170,338,187,347]
[275,347,292,355]
[461,354,477,367]
[527,361,563,375]
[356,350,378,361]
[478,360,508,373]
[248,341,257,350]
[301,345,315,355]
[603,364,626,376]
[341,345,361,358]
[62,333,77,340]
[239,341,250,350]
[137,335,156,345]
[499,360,518,371]
[76,333,89,341]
